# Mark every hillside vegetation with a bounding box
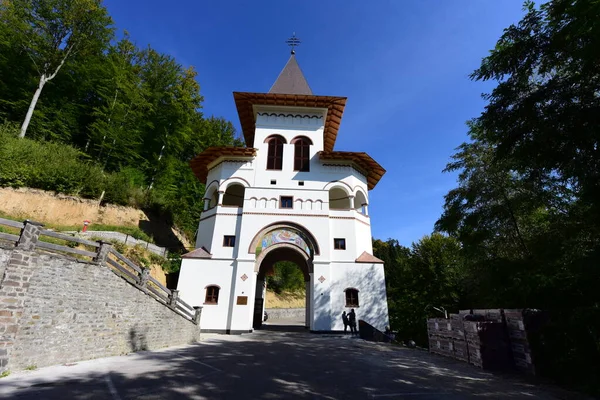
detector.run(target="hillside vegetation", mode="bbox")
[0,2,242,243]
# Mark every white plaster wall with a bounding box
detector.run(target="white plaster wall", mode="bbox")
[195,208,216,250]
[251,106,369,194]
[177,258,235,330]
[328,216,358,261]
[227,260,256,332]
[355,214,374,255]
[205,160,255,190]
[329,263,389,331]
[186,109,386,333]
[206,211,243,259]
[312,262,332,331]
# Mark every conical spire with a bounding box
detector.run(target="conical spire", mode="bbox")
[269,54,313,95]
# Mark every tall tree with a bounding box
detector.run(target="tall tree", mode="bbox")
[1,0,113,138]
[374,235,463,345]
[90,35,149,171]
[437,0,600,308]
[437,1,600,391]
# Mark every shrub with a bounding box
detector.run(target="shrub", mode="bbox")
[161,252,182,274]
[266,261,305,294]
[0,123,144,207]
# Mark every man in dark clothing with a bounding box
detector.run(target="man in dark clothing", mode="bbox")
[348,309,357,336]
[342,311,349,333]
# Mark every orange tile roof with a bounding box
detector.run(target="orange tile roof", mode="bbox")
[355,251,384,264]
[190,146,257,183]
[181,246,212,259]
[319,151,386,190]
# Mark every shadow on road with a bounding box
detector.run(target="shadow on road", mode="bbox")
[258,319,308,333]
[0,329,586,400]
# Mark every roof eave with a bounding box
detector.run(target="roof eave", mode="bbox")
[319,151,386,190]
[190,146,257,184]
[233,92,346,152]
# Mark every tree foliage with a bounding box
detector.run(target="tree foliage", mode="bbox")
[437,0,600,309]
[375,2,599,394]
[266,261,305,294]
[0,0,241,242]
[432,0,600,393]
[1,0,113,138]
[374,234,463,345]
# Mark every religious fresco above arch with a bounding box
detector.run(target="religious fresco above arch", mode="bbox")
[256,228,312,257]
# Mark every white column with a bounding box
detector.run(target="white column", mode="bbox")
[203,198,210,211]
[305,280,310,328]
[227,260,256,333]
[363,204,369,216]
[348,195,355,210]
[217,191,224,205]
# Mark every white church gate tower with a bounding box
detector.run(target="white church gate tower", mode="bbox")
[177,48,390,334]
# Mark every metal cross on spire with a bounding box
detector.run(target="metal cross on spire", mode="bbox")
[285,33,301,54]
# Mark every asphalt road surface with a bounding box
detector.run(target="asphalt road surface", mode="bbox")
[0,323,583,399]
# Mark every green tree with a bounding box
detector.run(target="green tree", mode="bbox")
[436,0,600,392]
[266,261,305,294]
[374,234,463,345]
[437,0,600,309]
[1,0,113,138]
[89,35,149,171]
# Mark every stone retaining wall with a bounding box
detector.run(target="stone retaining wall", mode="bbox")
[0,245,199,373]
[266,308,305,320]
[0,245,10,282]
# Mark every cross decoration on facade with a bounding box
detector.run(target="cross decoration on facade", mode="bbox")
[241,274,248,281]
[318,276,326,283]
[285,33,301,54]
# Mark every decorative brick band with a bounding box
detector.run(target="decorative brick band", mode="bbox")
[199,212,242,222]
[243,211,328,218]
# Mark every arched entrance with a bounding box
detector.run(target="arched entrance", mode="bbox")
[249,224,317,330]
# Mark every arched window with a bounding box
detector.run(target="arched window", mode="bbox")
[354,190,368,214]
[266,135,285,170]
[344,288,359,307]
[222,183,245,207]
[205,285,220,304]
[291,136,312,172]
[329,187,351,209]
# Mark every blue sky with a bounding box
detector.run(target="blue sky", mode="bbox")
[104,0,526,247]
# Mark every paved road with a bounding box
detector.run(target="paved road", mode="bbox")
[0,324,582,399]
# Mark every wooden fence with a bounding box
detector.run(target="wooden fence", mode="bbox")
[0,217,200,325]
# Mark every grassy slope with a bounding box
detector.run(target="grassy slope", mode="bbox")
[0,209,153,243]
[265,290,305,309]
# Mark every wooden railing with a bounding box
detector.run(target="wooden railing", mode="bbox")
[0,217,200,325]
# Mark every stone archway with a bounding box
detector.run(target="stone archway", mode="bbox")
[248,222,320,256]
[250,225,318,330]
[253,244,313,330]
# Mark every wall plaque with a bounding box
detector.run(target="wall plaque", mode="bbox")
[236,296,248,305]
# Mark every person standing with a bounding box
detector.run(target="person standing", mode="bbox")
[348,309,357,336]
[342,311,349,333]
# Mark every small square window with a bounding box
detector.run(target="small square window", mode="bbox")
[298,181,304,186]
[280,196,293,209]
[223,235,236,247]
[345,288,359,307]
[205,285,220,304]
[271,180,277,185]
[334,238,346,250]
